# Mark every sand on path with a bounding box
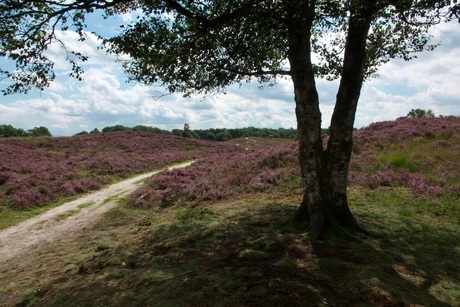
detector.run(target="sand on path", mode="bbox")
[0,161,194,263]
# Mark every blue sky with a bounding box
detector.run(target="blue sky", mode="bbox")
[1,13,459,136]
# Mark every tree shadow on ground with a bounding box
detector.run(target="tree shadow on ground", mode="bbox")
[23,202,458,307]
[310,216,459,306]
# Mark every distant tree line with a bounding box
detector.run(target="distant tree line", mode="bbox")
[75,125,172,135]
[3,109,437,140]
[0,125,52,137]
[79,124,309,141]
[0,108,439,139]
[1,123,330,141]
[174,126,303,141]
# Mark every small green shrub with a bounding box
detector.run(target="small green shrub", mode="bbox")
[175,207,203,220]
[379,153,417,173]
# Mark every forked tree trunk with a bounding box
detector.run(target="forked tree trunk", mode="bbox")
[325,10,374,236]
[287,2,374,239]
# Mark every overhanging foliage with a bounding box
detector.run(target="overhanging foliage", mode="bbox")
[1,0,458,95]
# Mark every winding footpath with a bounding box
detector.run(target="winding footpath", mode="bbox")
[0,161,194,263]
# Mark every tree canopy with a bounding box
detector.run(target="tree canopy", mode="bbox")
[0,0,458,95]
[0,124,52,137]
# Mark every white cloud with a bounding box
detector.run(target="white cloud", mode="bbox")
[1,18,459,136]
[46,31,115,71]
[0,94,89,135]
[355,21,460,126]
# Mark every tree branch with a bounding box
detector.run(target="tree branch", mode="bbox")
[204,0,265,28]
[161,0,266,29]
[162,0,207,22]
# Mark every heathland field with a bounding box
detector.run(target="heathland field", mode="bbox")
[0,116,459,306]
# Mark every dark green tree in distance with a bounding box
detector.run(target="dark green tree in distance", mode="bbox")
[28,126,52,137]
[1,0,458,239]
[74,130,89,136]
[182,123,193,138]
[0,124,28,137]
[215,130,232,142]
[171,128,183,137]
[102,124,130,133]
[407,108,436,118]
[205,132,215,141]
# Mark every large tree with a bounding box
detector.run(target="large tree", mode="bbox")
[1,0,458,239]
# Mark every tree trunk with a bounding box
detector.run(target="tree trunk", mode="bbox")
[326,9,374,235]
[287,1,374,239]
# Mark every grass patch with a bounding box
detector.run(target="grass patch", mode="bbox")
[0,195,80,229]
[55,209,81,221]
[76,169,94,178]
[4,187,458,306]
[378,152,418,172]
[101,194,121,205]
[175,207,206,220]
[375,135,460,185]
[77,202,94,209]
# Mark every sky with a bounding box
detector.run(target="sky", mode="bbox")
[0,12,459,136]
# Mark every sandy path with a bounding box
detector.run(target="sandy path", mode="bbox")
[0,161,194,263]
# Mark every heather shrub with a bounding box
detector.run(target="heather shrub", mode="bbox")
[97,176,113,185]
[11,189,48,209]
[2,117,458,211]
[258,146,298,168]
[0,172,11,185]
[73,182,88,194]
[128,188,157,208]
[129,117,459,208]
[129,144,300,207]
[83,180,101,190]
[410,178,443,197]
[0,131,226,210]
[352,168,412,188]
[350,116,460,198]
[158,187,174,207]
[61,182,77,196]
[355,116,459,145]
[249,170,281,191]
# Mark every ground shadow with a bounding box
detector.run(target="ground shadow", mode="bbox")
[20,201,459,306]
[310,215,459,306]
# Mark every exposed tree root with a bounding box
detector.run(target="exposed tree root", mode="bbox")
[290,208,368,243]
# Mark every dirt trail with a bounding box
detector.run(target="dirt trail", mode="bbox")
[0,161,194,263]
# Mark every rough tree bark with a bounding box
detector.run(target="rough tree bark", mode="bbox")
[288,1,374,239]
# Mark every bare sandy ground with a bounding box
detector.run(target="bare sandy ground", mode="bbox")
[0,161,194,263]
